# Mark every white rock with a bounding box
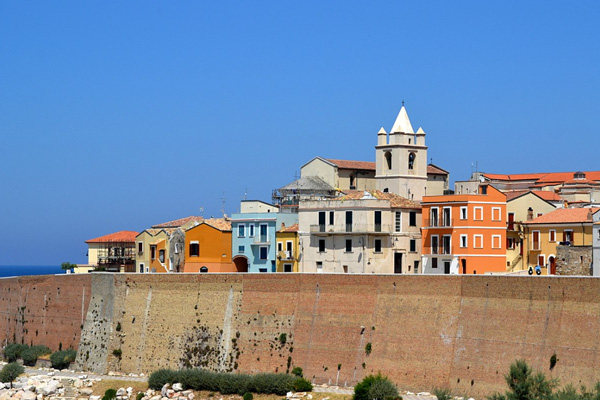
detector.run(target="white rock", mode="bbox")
[36,394,44,400]
[308,395,313,399]
[166,389,175,398]
[127,387,133,395]
[161,384,170,398]
[40,380,60,396]
[417,393,431,397]
[22,392,37,400]
[12,383,23,390]
[287,392,294,398]
[187,393,194,400]
[150,395,162,400]
[78,375,88,379]
[47,372,54,376]
[172,383,183,392]
[80,389,94,396]
[467,398,476,400]
[90,396,101,400]
[117,388,127,396]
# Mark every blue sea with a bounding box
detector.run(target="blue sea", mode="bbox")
[0,265,66,278]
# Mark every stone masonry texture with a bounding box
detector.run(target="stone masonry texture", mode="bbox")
[2,273,600,397]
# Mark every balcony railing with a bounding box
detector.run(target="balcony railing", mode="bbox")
[277,251,294,260]
[309,224,392,234]
[425,245,453,255]
[428,218,456,227]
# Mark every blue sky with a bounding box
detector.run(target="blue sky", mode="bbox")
[1,2,599,265]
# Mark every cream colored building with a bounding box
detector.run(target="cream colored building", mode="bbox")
[298,190,422,274]
[300,157,376,191]
[376,106,428,201]
[82,231,138,273]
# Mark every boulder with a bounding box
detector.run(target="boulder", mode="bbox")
[150,395,161,400]
[187,393,194,400]
[116,388,127,396]
[172,383,183,392]
[166,389,175,398]
[161,384,170,397]
[73,379,83,388]
[79,389,94,396]
[21,391,37,400]
[90,396,102,400]
[39,380,60,396]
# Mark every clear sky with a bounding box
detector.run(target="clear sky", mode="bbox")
[1,2,599,266]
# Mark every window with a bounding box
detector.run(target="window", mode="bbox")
[508,213,515,230]
[432,258,438,269]
[410,239,416,252]
[492,207,501,221]
[430,208,439,227]
[442,235,451,254]
[329,211,334,225]
[174,243,179,254]
[318,239,326,252]
[549,230,556,242]
[238,245,245,254]
[460,235,468,248]
[259,224,268,242]
[395,211,402,232]
[343,265,348,273]
[138,241,143,253]
[345,239,352,253]
[413,261,419,274]
[492,235,501,249]
[139,263,144,273]
[538,255,545,267]
[385,151,392,170]
[563,230,573,243]
[159,249,165,263]
[409,211,417,227]
[277,242,283,252]
[150,245,157,260]
[316,261,323,272]
[374,211,382,232]
[431,235,439,254]
[249,224,255,237]
[442,207,451,226]
[259,268,268,273]
[507,238,515,249]
[283,264,292,273]
[238,224,245,237]
[286,241,293,258]
[200,266,208,273]
[189,241,199,257]
[474,235,483,249]
[408,152,415,170]
[460,207,468,220]
[537,213,543,218]
[318,211,326,232]
[345,211,353,232]
[259,246,268,260]
[474,207,483,221]
[374,239,382,253]
[532,231,540,250]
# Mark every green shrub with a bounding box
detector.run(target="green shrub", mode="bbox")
[135,393,145,400]
[291,367,303,377]
[279,333,287,344]
[112,349,122,359]
[354,373,397,400]
[243,392,253,400]
[4,343,28,362]
[249,373,296,395]
[487,359,558,400]
[293,377,313,392]
[50,349,77,370]
[102,388,117,400]
[433,388,452,400]
[148,369,178,390]
[0,362,25,386]
[21,345,51,366]
[365,343,372,355]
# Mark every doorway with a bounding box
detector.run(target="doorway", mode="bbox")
[394,253,403,274]
[444,261,451,274]
[549,256,556,275]
[461,259,466,274]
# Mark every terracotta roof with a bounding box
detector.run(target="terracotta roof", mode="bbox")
[202,218,231,231]
[505,190,564,202]
[483,171,600,184]
[525,207,600,224]
[152,216,204,229]
[86,230,138,243]
[336,190,421,209]
[563,178,600,186]
[279,223,299,233]
[326,159,376,171]
[532,191,564,201]
[427,164,449,175]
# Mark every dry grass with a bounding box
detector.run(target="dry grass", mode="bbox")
[90,379,148,396]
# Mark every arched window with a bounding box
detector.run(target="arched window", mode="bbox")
[200,266,208,273]
[408,153,415,170]
[385,151,392,170]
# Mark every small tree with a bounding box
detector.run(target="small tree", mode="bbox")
[0,362,25,388]
[61,262,77,271]
[488,360,557,400]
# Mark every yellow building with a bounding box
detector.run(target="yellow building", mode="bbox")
[276,223,299,272]
[505,191,557,273]
[522,207,599,274]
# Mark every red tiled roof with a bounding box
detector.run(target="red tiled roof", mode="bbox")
[525,207,600,224]
[532,191,564,201]
[504,190,529,201]
[86,230,138,243]
[326,159,376,171]
[427,164,449,175]
[483,173,547,181]
[483,171,600,184]
[279,223,299,233]
[152,216,204,229]
[202,218,232,231]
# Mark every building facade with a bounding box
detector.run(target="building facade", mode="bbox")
[183,218,238,273]
[83,230,138,273]
[298,190,422,274]
[276,224,299,272]
[421,185,507,274]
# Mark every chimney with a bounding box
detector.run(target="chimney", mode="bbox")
[281,222,286,229]
[527,207,534,221]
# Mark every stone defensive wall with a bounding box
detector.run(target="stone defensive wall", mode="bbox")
[2,273,600,396]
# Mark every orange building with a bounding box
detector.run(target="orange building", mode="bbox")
[421,185,507,274]
[183,218,241,273]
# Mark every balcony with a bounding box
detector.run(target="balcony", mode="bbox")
[252,236,270,245]
[277,250,294,260]
[309,224,392,235]
[428,218,455,228]
[425,245,453,255]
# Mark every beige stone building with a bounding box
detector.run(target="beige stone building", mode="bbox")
[300,157,376,191]
[82,231,138,273]
[298,190,422,274]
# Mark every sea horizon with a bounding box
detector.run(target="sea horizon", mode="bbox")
[0,265,66,278]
